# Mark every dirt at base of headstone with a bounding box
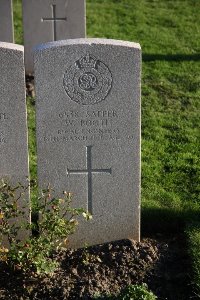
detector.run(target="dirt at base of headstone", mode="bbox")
[26,75,35,97]
[0,237,191,300]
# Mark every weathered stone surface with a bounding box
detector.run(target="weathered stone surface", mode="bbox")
[0,0,14,43]
[22,0,86,74]
[34,39,141,248]
[0,43,30,239]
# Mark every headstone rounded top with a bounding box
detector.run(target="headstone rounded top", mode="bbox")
[34,38,141,52]
[0,42,24,52]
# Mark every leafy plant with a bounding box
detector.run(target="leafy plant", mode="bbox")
[119,284,157,300]
[0,180,29,248]
[93,284,157,300]
[0,180,91,275]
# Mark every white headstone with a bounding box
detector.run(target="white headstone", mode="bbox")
[0,0,14,43]
[22,0,86,74]
[34,39,141,248]
[0,42,30,241]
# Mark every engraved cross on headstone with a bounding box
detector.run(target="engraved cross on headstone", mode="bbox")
[41,4,67,41]
[67,146,112,214]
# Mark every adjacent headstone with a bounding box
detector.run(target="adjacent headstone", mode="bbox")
[0,42,30,240]
[22,0,86,74]
[0,0,14,43]
[34,39,141,248]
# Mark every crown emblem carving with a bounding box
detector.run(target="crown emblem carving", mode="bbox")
[76,53,97,69]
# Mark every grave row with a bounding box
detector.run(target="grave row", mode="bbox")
[0,0,86,73]
[0,38,141,248]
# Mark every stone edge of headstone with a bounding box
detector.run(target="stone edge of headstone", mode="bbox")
[0,42,24,52]
[84,0,87,37]
[10,0,14,43]
[33,38,141,52]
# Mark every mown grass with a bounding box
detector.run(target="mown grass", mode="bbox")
[13,0,23,44]
[13,0,200,297]
[87,0,200,214]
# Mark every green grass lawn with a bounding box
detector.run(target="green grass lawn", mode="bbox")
[13,0,200,297]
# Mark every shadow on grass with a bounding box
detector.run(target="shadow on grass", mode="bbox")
[141,206,200,237]
[143,53,200,62]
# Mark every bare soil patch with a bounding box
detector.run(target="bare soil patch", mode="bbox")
[0,236,191,299]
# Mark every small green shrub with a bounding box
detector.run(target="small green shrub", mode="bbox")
[94,284,157,300]
[0,180,91,275]
[119,284,157,300]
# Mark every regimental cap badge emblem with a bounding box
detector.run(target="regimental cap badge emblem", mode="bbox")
[63,53,112,105]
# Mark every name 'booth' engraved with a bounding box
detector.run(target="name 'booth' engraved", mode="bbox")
[41,108,123,143]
